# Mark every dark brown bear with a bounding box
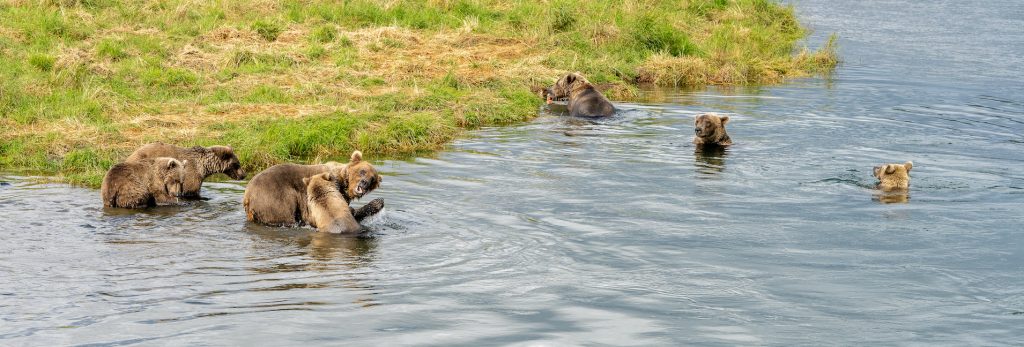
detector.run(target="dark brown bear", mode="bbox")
[546,72,615,118]
[101,157,186,209]
[693,113,733,147]
[243,151,383,227]
[126,142,245,198]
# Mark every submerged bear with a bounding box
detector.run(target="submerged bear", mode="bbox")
[243,151,383,234]
[873,161,913,203]
[693,113,733,147]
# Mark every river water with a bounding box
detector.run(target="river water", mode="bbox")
[2,0,1023,345]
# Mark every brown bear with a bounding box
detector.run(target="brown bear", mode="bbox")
[874,161,913,191]
[243,150,383,228]
[101,157,186,209]
[302,172,363,233]
[693,113,733,146]
[126,142,246,198]
[546,72,615,118]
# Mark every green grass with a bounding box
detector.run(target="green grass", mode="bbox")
[0,0,837,187]
[252,20,283,41]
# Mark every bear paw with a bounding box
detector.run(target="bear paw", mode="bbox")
[353,198,385,222]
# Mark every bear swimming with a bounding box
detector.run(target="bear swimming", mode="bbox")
[874,161,913,191]
[693,113,732,147]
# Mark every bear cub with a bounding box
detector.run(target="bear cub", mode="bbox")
[127,143,245,198]
[874,161,913,191]
[101,157,186,209]
[303,172,363,234]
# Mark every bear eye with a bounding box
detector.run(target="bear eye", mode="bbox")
[360,169,366,176]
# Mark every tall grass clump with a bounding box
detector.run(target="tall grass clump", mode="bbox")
[252,20,283,41]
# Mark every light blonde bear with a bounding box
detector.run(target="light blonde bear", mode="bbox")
[873,161,913,191]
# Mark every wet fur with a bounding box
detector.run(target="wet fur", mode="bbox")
[303,173,361,233]
[548,72,615,118]
[101,157,185,209]
[243,151,382,227]
[693,113,732,146]
[127,142,246,198]
[874,161,913,191]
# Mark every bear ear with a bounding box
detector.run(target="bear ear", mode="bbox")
[719,115,729,125]
[565,73,576,84]
[350,150,363,163]
[324,172,336,181]
[884,164,897,175]
[213,146,234,160]
[302,177,310,185]
[904,161,913,172]
[166,159,179,170]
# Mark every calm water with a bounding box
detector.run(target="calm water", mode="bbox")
[3,0,1024,345]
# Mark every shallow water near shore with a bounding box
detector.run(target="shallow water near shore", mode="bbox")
[3,0,1024,345]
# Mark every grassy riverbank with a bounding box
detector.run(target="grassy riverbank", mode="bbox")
[0,0,837,187]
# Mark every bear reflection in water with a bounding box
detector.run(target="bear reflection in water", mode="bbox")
[694,144,729,177]
[244,227,380,307]
[873,191,910,204]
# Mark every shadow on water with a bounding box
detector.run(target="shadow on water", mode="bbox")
[244,223,378,264]
[873,189,911,204]
[693,144,729,177]
[102,203,196,218]
[243,224,382,307]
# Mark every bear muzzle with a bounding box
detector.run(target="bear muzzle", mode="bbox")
[354,180,372,197]
[229,169,247,180]
[167,182,183,197]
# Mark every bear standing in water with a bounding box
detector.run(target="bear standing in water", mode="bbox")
[126,143,246,199]
[243,151,383,228]
[101,157,186,209]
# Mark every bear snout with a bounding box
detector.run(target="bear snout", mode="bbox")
[168,182,183,196]
[355,178,374,196]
